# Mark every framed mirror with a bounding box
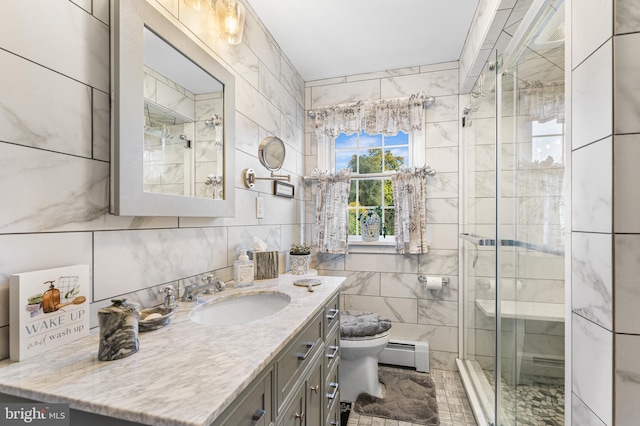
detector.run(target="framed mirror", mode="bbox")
[110,0,235,217]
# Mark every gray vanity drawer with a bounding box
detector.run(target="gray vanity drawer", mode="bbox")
[324,323,340,376]
[325,362,339,411]
[211,368,273,426]
[323,294,340,333]
[276,311,323,412]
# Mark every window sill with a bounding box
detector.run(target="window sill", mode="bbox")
[347,237,397,253]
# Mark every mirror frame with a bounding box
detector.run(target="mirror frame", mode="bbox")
[110,0,235,217]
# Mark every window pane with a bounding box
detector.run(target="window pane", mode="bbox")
[348,208,357,235]
[532,136,563,164]
[359,133,382,148]
[348,181,357,204]
[358,148,383,173]
[358,179,382,207]
[531,119,563,136]
[384,147,408,171]
[385,132,408,146]
[384,209,395,236]
[383,180,394,206]
[336,150,358,171]
[335,133,358,149]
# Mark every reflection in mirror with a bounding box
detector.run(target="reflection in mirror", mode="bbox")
[143,28,224,200]
[258,136,286,171]
[111,0,235,217]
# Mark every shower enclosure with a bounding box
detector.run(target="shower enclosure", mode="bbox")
[458,0,566,424]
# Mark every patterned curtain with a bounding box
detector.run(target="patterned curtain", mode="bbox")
[521,81,565,123]
[313,169,352,254]
[312,92,427,138]
[391,166,430,254]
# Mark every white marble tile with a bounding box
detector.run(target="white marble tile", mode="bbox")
[424,121,459,148]
[342,295,418,324]
[572,138,612,233]
[71,0,91,13]
[429,350,458,371]
[425,146,459,173]
[572,393,607,426]
[312,253,345,271]
[92,88,110,162]
[613,135,640,232]
[418,249,459,277]
[572,313,613,425]
[259,62,297,124]
[0,50,92,158]
[259,194,298,226]
[0,143,111,233]
[236,77,281,135]
[615,334,640,423]
[572,0,612,67]
[94,227,227,301]
[227,225,280,263]
[614,234,640,335]
[336,271,381,296]
[345,253,418,274]
[381,69,459,99]
[426,198,459,225]
[243,10,281,79]
[427,224,459,250]
[614,33,640,135]
[427,172,459,199]
[0,0,109,92]
[572,40,613,150]
[280,57,305,106]
[93,0,109,24]
[0,233,93,328]
[615,0,640,34]
[418,300,458,327]
[345,66,420,83]
[425,95,459,123]
[311,79,380,108]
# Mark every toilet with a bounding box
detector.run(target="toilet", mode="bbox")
[339,310,392,402]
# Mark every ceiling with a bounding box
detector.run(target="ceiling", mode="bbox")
[246,0,480,82]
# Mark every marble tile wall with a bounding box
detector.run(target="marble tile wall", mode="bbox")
[571,0,640,423]
[305,62,462,371]
[0,0,307,360]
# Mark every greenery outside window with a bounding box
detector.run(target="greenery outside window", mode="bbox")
[334,130,410,239]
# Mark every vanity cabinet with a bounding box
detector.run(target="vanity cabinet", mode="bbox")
[212,293,340,426]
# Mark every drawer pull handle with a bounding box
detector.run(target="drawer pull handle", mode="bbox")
[326,382,339,400]
[295,341,316,360]
[309,384,320,394]
[326,345,339,359]
[326,309,339,321]
[252,409,266,426]
[295,411,305,422]
[330,422,339,426]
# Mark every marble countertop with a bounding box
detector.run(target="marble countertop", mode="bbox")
[0,275,345,426]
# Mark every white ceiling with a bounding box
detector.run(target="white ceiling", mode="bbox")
[246,0,480,82]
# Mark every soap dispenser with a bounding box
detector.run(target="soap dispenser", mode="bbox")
[234,249,254,287]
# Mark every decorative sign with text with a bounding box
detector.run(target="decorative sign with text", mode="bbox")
[10,265,90,361]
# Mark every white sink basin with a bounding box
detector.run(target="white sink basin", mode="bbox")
[190,291,291,326]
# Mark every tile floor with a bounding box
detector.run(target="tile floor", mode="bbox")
[344,368,478,426]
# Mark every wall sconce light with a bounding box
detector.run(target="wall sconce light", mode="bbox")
[214,0,246,45]
[182,0,211,12]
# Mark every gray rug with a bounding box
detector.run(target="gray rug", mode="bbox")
[353,366,439,425]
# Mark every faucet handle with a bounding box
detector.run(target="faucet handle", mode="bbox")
[202,274,218,284]
[159,285,177,309]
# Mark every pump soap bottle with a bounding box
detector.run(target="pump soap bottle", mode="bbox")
[234,249,254,287]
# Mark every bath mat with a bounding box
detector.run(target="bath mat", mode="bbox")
[353,366,440,425]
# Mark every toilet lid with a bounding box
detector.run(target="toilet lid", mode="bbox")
[340,310,392,338]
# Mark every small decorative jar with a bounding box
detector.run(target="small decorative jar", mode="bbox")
[360,210,381,242]
[98,298,140,361]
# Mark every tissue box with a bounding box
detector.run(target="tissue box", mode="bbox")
[248,250,279,280]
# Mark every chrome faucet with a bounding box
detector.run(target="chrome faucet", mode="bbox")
[181,274,225,302]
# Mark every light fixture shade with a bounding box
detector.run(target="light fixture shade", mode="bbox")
[215,0,245,45]
[183,0,211,12]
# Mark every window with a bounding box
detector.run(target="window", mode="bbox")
[334,130,410,239]
[531,119,564,165]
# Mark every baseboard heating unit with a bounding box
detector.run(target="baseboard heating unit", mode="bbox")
[379,339,429,372]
